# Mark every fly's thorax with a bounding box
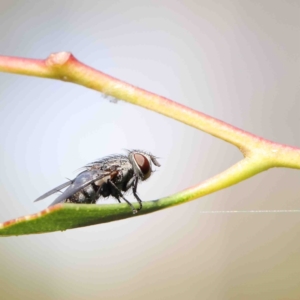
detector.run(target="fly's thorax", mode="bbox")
[115,160,134,189]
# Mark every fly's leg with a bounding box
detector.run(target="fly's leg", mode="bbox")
[108,180,137,214]
[92,186,102,204]
[132,177,142,211]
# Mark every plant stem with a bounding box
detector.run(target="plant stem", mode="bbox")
[1,53,300,197]
[0,53,264,151]
[0,52,299,235]
[1,53,299,165]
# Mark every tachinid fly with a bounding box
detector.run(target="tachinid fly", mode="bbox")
[34,150,160,214]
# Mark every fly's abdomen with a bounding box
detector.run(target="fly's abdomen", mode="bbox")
[66,184,98,204]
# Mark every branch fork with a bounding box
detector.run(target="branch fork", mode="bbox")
[0,52,299,236]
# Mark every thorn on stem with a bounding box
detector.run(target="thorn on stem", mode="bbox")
[45,52,72,67]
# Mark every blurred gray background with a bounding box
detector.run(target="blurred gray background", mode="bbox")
[0,1,299,299]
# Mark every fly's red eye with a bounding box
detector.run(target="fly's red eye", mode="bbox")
[134,153,150,176]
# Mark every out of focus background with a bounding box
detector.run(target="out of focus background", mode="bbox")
[0,1,299,299]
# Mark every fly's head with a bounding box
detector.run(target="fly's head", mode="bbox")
[128,150,160,181]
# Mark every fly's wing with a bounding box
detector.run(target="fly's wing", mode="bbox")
[48,169,112,206]
[34,181,72,202]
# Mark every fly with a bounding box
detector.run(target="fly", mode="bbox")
[34,150,160,214]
